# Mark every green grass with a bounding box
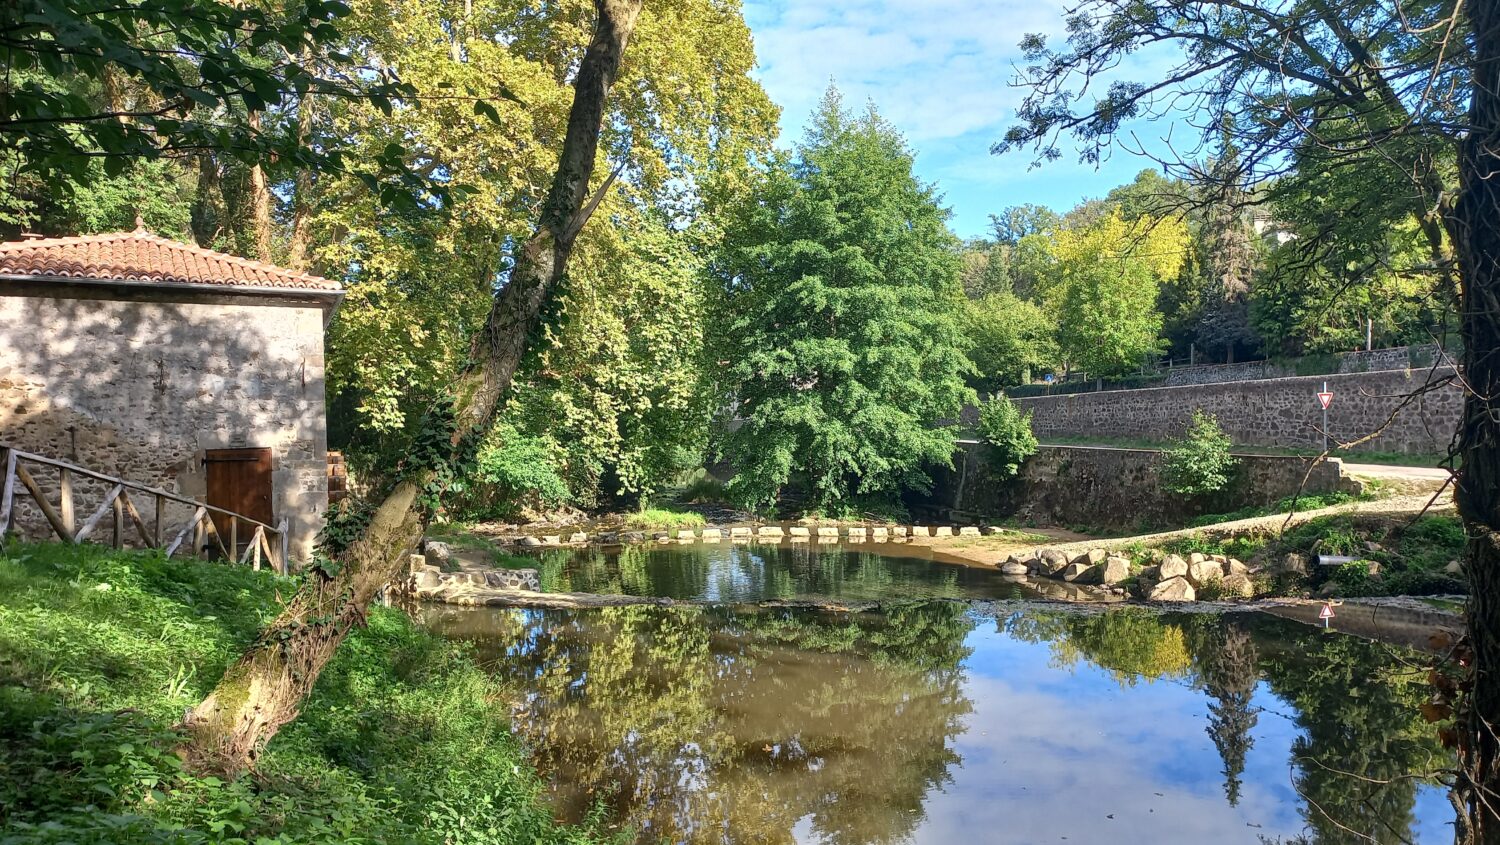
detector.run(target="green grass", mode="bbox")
[623,508,707,531]
[0,542,618,845]
[1185,491,1365,527]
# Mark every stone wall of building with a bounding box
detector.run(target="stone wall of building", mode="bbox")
[1011,367,1460,455]
[0,290,330,562]
[921,443,1353,532]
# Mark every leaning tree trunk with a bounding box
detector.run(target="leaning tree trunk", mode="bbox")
[179,0,644,774]
[1452,0,1500,840]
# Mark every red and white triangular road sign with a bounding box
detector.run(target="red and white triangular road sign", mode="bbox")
[1317,390,1334,410]
[1319,603,1336,620]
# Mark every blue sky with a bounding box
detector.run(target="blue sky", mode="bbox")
[740,0,1189,239]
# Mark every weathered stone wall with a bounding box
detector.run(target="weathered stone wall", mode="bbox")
[1161,343,1445,387]
[921,443,1352,532]
[1013,367,1460,454]
[0,289,330,561]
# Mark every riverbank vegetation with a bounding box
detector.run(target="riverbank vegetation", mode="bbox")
[0,543,614,844]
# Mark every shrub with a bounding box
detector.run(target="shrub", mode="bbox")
[457,423,572,520]
[1160,410,1239,496]
[977,393,1039,478]
[623,508,706,531]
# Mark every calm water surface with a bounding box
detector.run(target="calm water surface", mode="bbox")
[523,542,1081,602]
[422,602,1454,845]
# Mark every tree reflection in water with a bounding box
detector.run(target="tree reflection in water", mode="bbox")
[425,604,1448,845]
[453,602,975,845]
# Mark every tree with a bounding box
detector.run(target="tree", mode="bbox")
[713,90,975,512]
[996,4,1500,833]
[990,203,1059,246]
[964,292,1058,389]
[977,394,1039,478]
[1049,209,1188,377]
[180,0,646,773]
[1,0,429,229]
[1160,410,1239,497]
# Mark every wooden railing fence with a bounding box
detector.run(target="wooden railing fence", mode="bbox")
[0,445,289,574]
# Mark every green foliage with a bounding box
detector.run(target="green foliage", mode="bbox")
[977,394,1039,478]
[963,292,1059,389]
[1160,410,1239,496]
[714,89,975,512]
[623,509,707,532]
[0,543,617,845]
[454,423,572,520]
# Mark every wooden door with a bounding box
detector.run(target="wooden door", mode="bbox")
[205,448,273,558]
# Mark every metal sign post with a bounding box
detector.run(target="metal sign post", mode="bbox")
[1317,382,1334,452]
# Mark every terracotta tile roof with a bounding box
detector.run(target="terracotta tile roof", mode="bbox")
[0,227,341,293]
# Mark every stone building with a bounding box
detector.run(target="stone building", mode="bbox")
[0,226,343,563]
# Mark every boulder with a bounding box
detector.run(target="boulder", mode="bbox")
[677,529,698,540]
[1037,548,1071,576]
[653,532,672,543]
[620,531,647,544]
[1187,559,1224,587]
[407,553,428,574]
[933,526,954,538]
[541,535,563,546]
[1225,559,1249,576]
[518,536,542,547]
[1072,549,1107,567]
[1061,561,1095,582]
[700,528,723,541]
[1159,554,1189,580]
[731,526,754,538]
[757,526,785,538]
[1099,556,1131,586]
[411,568,441,590]
[1001,561,1030,576]
[423,540,453,564]
[596,532,620,544]
[1188,552,1208,566]
[1280,553,1310,575]
[1148,576,1196,602]
[985,526,1006,536]
[1220,573,1256,598]
[1446,560,1463,575]
[568,532,588,544]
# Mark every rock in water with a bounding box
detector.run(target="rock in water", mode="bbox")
[423,540,453,564]
[1037,549,1071,575]
[1061,562,1095,582]
[1001,561,1029,576]
[1148,576,1196,602]
[1099,556,1130,586]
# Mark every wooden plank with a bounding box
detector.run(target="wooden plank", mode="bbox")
[0,448,16,539]
[240,525,264,567]
[278,518,290,575]
[193,515,205,559]
[229,517,238,564]
[203,516,231,561]
[165,507,207,558]
[111,495,123,549]
[58,467,73,535]
[73,484,123,543]
[153,493,163,547]
[259,530,276,574]
[15,463,74,542]
[120,490,154,547]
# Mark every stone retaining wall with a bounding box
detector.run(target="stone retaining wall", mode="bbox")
[924,444,1353,532]
[1160,344,1445,387]
[1012,367,1460,455]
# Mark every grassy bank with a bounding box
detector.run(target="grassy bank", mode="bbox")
[0,543,615,845]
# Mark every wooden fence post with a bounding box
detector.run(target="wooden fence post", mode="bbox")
[111,495,123,549]
[58,467,73,535]
[0,447,15,542]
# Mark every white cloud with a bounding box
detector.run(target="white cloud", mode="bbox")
[742,0,1201,236]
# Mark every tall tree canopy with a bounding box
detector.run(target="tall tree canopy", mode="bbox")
[713,90,974,512]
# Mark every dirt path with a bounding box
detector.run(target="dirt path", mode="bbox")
[917,491,1455,568]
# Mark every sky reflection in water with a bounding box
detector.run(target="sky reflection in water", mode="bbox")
[423,603,1453,845]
